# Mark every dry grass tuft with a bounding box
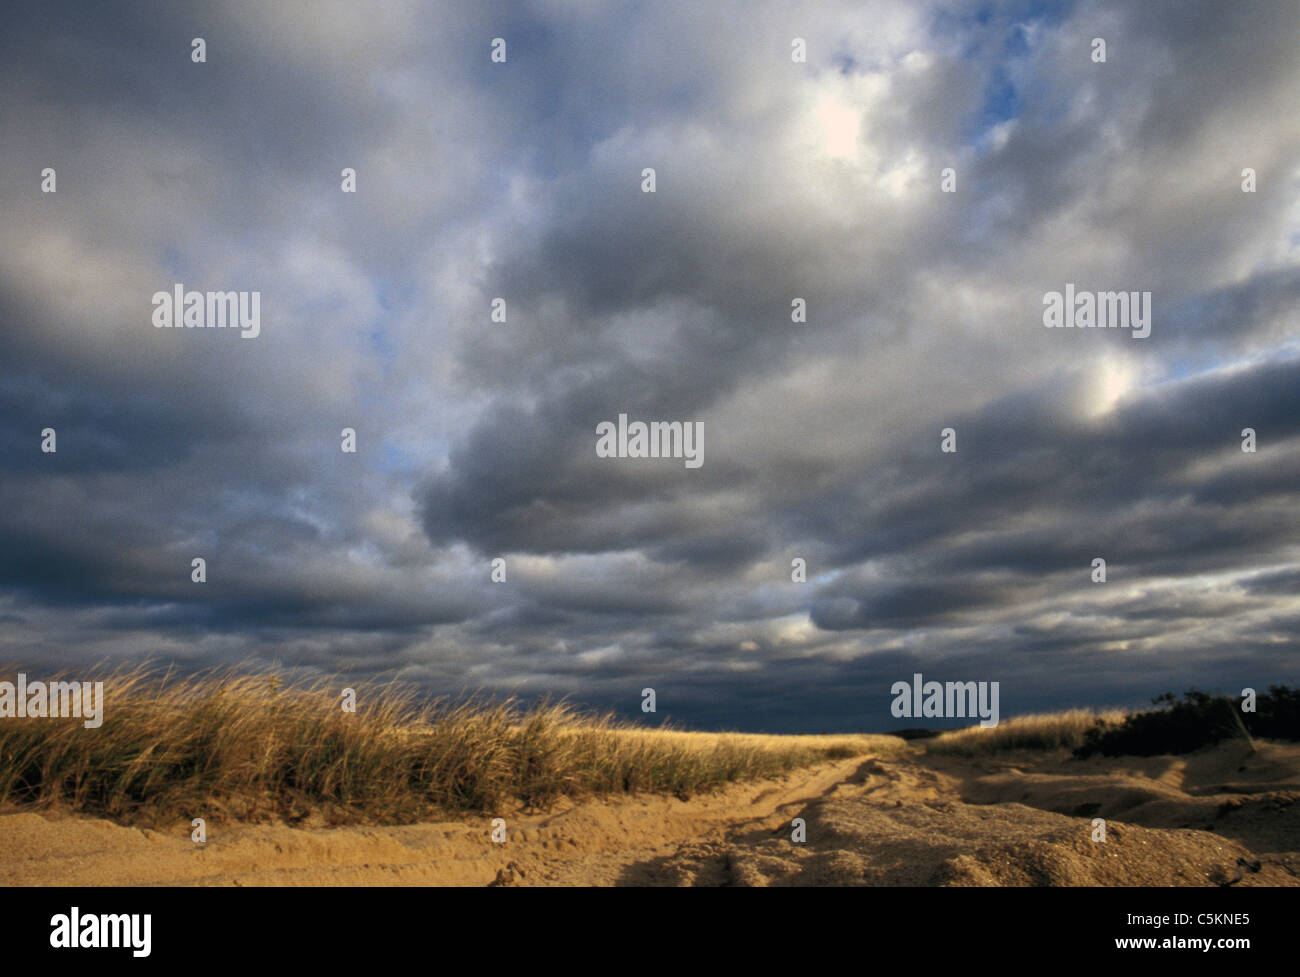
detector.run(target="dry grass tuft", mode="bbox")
[925,708,1129,756]
[0,664,904,826]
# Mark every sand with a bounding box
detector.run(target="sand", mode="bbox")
[2,739,1296,886]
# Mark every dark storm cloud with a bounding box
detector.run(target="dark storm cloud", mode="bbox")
[1,0,1298,730]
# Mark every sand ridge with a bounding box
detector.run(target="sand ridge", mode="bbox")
[1,740,1296,886]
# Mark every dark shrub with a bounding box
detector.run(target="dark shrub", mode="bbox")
[1075,685,1300,758]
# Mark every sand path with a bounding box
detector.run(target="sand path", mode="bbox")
[0,754,862,886]
[2,741,1296,886]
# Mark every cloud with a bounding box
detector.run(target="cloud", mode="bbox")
[2,0,1298,730]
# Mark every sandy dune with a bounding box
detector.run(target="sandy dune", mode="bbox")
[2,739,1296,886]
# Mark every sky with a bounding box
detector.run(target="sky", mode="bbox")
[2,0,1298,732]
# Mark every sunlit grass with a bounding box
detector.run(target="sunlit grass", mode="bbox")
[925,708,1129,756]
[0,664,904,826]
